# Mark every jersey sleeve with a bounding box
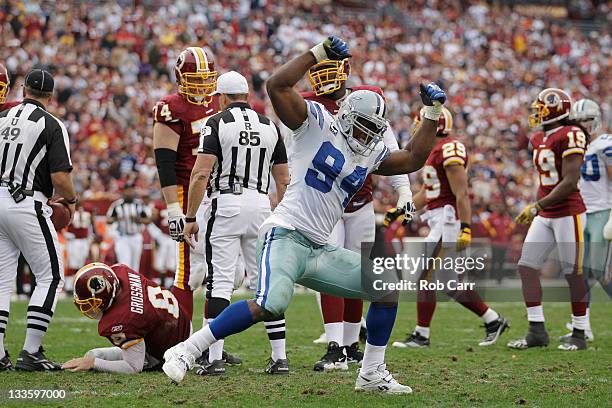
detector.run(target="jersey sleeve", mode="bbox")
[197,116,221,157]
[293,100,329,140]
[47,121,73,173]
[372,144,391,171]
[99,316,145,350]
[559,126,587,158]
[603,144,612,166]
[441,140,468,167]
[152,99,180,125]
[271,125,288,165]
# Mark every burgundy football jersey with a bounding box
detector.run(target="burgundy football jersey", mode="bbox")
[67,209,92,239]
[152,93,220,186]
[98,264,191,360]
[531,126,587,217]
[301,85,384,213]
[422,137,468,211]
[0,100,21,112]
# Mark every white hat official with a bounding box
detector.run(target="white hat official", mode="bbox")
[212,71,249,95]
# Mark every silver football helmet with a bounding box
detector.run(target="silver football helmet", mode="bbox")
[570,98,601,133]
[335,90,387,156]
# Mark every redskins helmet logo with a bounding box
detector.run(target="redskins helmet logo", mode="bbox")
[544,91,561,108]
[176,51,186,70]
[87,275,107,295]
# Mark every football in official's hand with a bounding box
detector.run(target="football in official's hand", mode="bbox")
[48,197,72,230]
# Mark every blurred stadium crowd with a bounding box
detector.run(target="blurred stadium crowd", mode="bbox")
[0,0,610,248]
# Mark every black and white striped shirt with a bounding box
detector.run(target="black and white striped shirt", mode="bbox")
[0,99,72,198]
[106,199,148,236]
[198,102,287,194]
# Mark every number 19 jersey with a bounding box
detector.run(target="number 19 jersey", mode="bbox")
[271,101,390,245]
[531,126,587,218]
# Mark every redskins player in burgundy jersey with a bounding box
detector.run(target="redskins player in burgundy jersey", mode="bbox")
[508,88,589,351]
[296,59,413,371]
[152,47,219,320]
[392,107,508,349]
[0,63,21,112]
[62,263,191,373]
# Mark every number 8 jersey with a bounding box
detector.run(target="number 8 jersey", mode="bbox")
[422,137,468,211]
[270,101,390,245]
[531,126,587,217]
[98,264,191,361]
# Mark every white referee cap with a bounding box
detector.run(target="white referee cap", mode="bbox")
[212,71,249,95]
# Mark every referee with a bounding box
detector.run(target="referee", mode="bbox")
[182,71,290,375]
[0,69,77,371]
[106,184,150,272]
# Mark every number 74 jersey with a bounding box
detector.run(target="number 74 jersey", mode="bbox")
[97,264,191,361]
[531,125,587,218]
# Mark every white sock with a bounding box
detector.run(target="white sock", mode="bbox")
[184,325,217,357]
[527,305,545,322]
[206,318,223,361]
[415,325,430,338]
[571,314,588,331]
[324,322,343,345]
[585,308,592,332]
[343,322,361,346]
[0,333,5,359]
[360,342,386,375]
[481,308,499,324]
[23,329,44,354]
[0,311,7,359]
[269,339,286,361]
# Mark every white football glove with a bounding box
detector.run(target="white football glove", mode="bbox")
[167,202,186,242]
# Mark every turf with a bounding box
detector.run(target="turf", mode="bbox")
[1,293,610,407]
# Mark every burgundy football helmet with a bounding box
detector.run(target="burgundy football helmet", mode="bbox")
[73,263,120,319]
[174,47,217,105]
[0,63,10,105]
[415,106,453,136]
[529,88,572,128]
[308,59,350,96]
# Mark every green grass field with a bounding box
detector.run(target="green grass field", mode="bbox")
[1,293,610,407]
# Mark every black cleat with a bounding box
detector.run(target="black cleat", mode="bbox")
[558,330,587,351]
[313,342,348,371]
[0,352,15,371]
[15,347,62,371]
[197,350,242,366]
[392,332,430,348]
[265,357,289,375]
[345,342,363,364]
[507,322,549,349]
[195,359,225,376]
[479,316,510,346]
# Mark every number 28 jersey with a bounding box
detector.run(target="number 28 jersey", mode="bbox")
[272,101,390,245]
[422,137,468,211]
[98,264,191,360]
[530,125,587,218]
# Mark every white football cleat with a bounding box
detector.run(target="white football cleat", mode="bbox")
[313,332,327,344]
[163,343,195,384]
[355,364,413,394]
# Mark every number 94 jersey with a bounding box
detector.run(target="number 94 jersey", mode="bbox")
[98,264,191,360]
[531,126,587,218]
[272,101,390,245]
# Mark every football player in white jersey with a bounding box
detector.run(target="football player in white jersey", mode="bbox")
[162,36,447,393]
[560,98,612,342]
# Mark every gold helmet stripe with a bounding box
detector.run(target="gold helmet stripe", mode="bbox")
[193,47,208,72]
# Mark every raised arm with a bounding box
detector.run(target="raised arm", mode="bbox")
[375,83,447,175]
[266,36,351,130]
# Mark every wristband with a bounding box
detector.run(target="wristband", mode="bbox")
[422,104,442,121]
[185,217,196,223]
[310,43,328,63]
[460,223,471,230]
